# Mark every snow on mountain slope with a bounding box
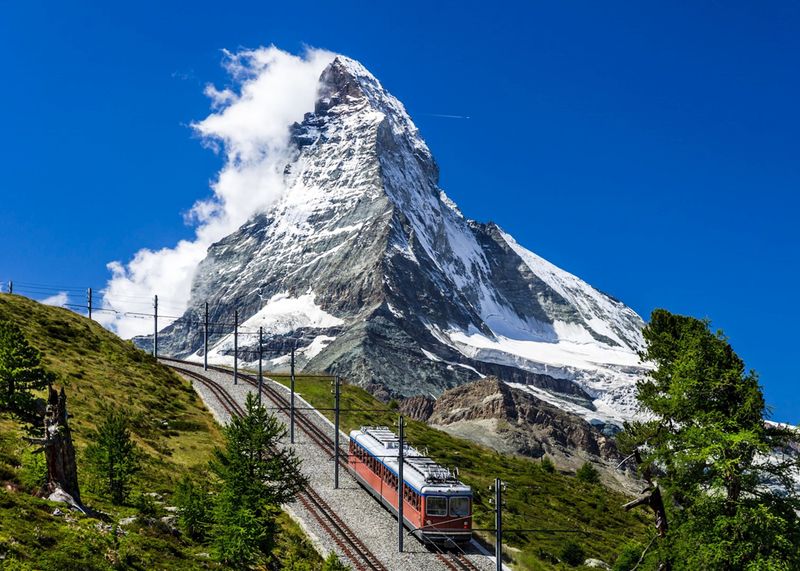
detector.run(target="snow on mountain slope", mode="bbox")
[147,54,649,426]
[501,231,644,351]
[426,228,649,423]
[191,292,344,370]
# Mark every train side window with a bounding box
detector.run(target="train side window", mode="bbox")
[426,496,447,516]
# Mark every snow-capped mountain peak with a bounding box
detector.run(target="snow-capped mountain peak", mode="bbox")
[149,55,648,427]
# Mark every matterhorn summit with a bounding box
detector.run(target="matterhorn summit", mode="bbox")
[149,56,648,428]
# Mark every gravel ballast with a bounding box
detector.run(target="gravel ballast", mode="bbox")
[169,359,499,571]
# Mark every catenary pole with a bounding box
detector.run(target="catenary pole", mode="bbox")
[290,343,295,443]
[87,288,92,320]
[258,326,263,407]
[495,478,503,571]
[7,281,11,294]
[334,375,340,489]
[203,302,209,371]
[233,310,238,385]
[153,295,158,358]
[398,415,405,553]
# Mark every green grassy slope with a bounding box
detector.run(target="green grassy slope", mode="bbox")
[0,294,322,570]
[254,370,652,571]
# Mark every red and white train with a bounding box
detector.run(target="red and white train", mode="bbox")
[348,426,473,545]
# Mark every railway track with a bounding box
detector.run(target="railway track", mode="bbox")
[163,358,349,461]
[166,358,486,571]
[222,368,484,571]
[438,552,482,571]
[168,364,389,571]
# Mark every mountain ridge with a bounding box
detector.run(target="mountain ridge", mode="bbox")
[145,55,648,427]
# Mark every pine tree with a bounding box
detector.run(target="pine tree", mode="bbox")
[210,392,307,565]
[85,408,141,505]
[0,320,54,421]
[619,309,800,570]
[174,474,211,540]
[576,461,600,484]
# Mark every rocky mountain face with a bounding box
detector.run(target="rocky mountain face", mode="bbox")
[400,378,618,460]
[399,378,640,492]
[146,55,648,427]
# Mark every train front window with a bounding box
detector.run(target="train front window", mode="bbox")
[426,496,447,516]
[450,496,470,517]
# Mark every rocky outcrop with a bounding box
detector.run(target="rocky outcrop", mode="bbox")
[397,395,435,422]
[412,378,618,461]
[401,377,643,492]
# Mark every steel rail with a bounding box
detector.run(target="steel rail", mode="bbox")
[168,363,389,571]
[167,358,484,570]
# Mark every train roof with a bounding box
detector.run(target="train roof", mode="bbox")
[350,426,472,495]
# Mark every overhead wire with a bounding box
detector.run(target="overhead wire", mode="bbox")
[13,280,89,292]
[7,278,264,311]
[5,279,316,339]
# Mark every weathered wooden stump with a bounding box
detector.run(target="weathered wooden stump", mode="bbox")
[26,386,82,510]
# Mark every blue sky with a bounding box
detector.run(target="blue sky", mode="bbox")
[1,1,798,421]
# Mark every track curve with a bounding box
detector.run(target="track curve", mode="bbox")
[165,357,492,571]
[167,363,388,571]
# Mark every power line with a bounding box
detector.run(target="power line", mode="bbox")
[12,290,273,335]
[7,277,270,313]
[13,280,88,292]
[12,285,83,294]
[6,280,320,340]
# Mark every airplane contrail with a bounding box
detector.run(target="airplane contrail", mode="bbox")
[422,113,472,119]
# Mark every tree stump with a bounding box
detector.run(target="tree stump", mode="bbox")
[27,386,82,509]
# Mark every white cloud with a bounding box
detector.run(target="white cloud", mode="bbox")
[41,291,69,307]
[100,46,336,338]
